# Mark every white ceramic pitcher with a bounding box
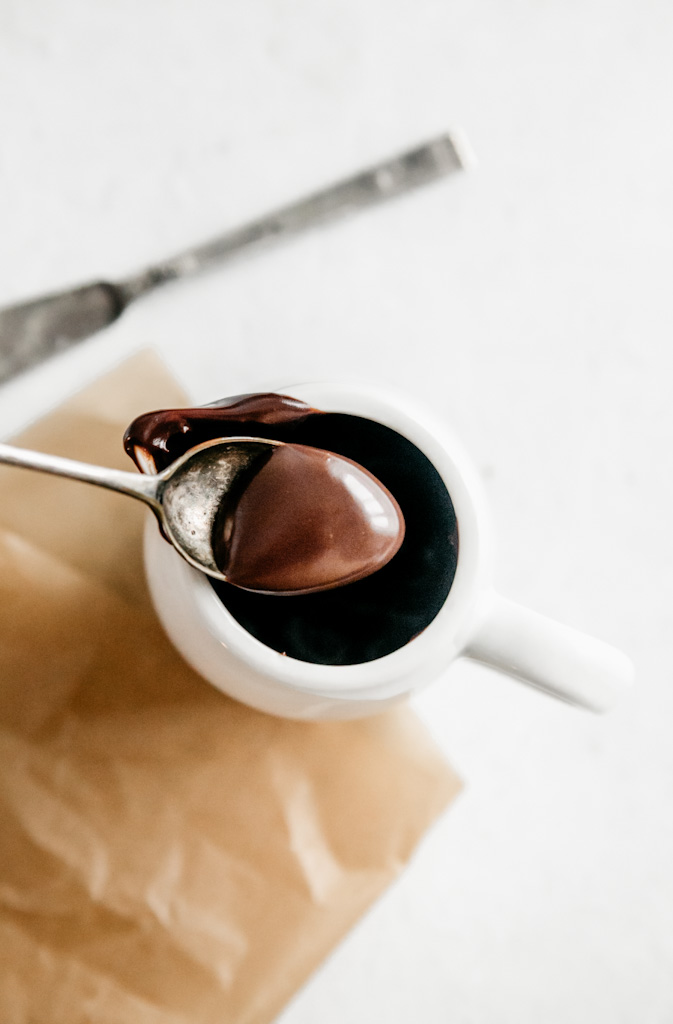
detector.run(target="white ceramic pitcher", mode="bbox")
[144,382,634,720]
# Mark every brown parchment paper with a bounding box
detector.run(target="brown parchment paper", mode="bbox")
[0,351,461,1024]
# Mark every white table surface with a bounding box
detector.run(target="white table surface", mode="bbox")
[1,1,672,1021]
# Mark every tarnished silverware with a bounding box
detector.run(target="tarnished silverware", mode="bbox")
[0,133,468,385]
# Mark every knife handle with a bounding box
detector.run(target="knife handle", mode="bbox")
[0,283,124,385]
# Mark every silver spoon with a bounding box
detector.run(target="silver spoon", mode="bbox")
[0,436,406,593]
[0,436,278,579]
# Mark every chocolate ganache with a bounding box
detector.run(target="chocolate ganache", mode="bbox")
[125,393,458,665]
[210,441,404,594]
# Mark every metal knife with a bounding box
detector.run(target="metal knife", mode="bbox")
[0,132,468,385]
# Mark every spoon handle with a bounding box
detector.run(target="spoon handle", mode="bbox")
[0,441,161,510]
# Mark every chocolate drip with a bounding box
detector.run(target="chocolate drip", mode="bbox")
[124,393,318,472]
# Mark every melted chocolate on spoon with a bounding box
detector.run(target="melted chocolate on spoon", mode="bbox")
[125,393,458,665]
[211,441,404,594]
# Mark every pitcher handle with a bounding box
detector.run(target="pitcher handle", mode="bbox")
[465,591,634,711]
